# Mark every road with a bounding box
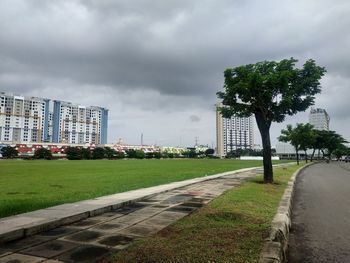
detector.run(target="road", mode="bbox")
[288,162,350,263]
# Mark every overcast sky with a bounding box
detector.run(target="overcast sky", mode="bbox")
[1,0,349,147]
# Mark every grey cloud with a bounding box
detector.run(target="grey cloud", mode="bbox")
[0,0,350,145]
[189,115,201,123]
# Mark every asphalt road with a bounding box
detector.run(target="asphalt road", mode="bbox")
[288,162,350,263]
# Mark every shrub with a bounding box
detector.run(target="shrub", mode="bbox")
[34,148,53,160]
[135,150,145,159]
[0,146,18,159]
[153,152,162,159]
[126,149,136,158]
[105,147,117,159]
[65,147,82,160]
[92,147,105,159]
[81,148,91,160]
[145,152,154,159]
[116,151,125,159]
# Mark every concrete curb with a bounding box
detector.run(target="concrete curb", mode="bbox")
[258,162,315,263]
[1,165,270,244]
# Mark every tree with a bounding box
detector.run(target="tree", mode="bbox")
[333,144,349,161]
[115,151,125,159]
[104,147,117,159]
[217,58,326,183]
[34,148,53,160]
[126,149,136,158]
[205,148,215,157]
[278,123,314,165]
[135,149,145,159]
[92,147,105,159]
[81,148,92,160]
[321,131,347,160]
[65,147,82,160]
[0,146,18,159]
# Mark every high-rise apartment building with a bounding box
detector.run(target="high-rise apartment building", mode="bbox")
[216,104,254,157]
[0,92,50,143]
[309,108,330,131]
[52,101,108,144]
[0,92,108,144]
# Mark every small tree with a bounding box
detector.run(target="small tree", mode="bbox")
[92,147,105,159]
[126,149,136,158]
[135,149,145,159]
[65,147,82,160]
[279,123,314,164]
[34,148,53,160]
[105,147,117,159]
[0,146,18,159]
[115,151,125,159]
[218,58,326,183]
[81,148,92,160]
[205,148,215,157]
[321,131,347,160]
[154,152,162,159]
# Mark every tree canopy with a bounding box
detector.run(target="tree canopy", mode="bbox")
[218,58,326,183]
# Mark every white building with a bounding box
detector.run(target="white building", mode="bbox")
[0,92,50,143]
[0,92,108,144]
[216,104,254,158]
[309,108,330,131]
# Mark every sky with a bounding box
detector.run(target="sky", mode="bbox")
[1,0,349,147]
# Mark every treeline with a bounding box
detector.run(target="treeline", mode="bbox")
[279,123,348,164]
[0,146,216,160]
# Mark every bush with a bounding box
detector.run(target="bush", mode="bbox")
[65,147,82,160]
[34,148,53,160]
[145,152,154,159]
[116,151,125,159]
[105,147,117,159]
[81,148,91,160]
[153,152,162,159]
[0,146,18,159]
[135,150,145,159]
[126,149,136,158]
[92,147,105,159]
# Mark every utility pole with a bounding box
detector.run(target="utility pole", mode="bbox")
[141,133,143,147]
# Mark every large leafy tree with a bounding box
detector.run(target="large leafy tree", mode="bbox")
[321,130,347,160]
[217,58,325,183]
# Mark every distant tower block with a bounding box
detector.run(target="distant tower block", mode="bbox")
[216,103,254,158]
[309,108,330,131]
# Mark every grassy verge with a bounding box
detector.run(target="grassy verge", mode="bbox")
[109,164,302,263]
[0,159,289,218]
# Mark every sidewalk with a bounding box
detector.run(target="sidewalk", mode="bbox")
[0,167,261,263]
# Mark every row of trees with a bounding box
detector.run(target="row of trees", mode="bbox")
[0,146,216,160]
[278,123,348,164]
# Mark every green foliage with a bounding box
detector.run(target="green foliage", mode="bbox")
[319,130,348,159]
[104,147,117,159]
[92,147,106,159]
[153,152,162,159]
[279,123,314,164]
[205,148,215,156]
[81,148,91,160]
[218,58,326,182]
[115,151,125,159]
[0,146,18,159]
[145,152,154,159]
[65,147,82,160]
[34,148,53,160]
[135,150,145,159]
[226,148,262,158]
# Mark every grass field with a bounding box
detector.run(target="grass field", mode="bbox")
[0,159,288,218]
[109,164,301,263]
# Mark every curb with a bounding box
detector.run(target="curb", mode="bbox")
[258,162,315,263]
[1,165,270,244]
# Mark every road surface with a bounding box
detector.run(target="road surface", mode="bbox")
[288,162,350,262]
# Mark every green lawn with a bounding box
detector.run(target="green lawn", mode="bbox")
[0,159,288,218]
[109,164,302,263]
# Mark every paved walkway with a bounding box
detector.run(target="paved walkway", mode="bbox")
[0,169,258,263]
[288,162,350,263]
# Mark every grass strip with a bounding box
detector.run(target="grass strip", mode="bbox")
[109,164,302,263]
[0,159,289,218]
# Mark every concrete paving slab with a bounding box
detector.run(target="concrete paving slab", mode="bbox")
[56,245,111,263]
[118,224,164,237]
[0,253,46,263]
[21,240,79,259]
[63,230,104,243]
[1,235,52,252]
[37,227,79,239]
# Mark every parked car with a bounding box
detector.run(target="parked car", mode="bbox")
[345,156,350,163]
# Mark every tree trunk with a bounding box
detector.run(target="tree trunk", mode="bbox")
[304,150,308,163]
[255,112,273,183]
[311,148,315,162]
[296,149,299,165]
